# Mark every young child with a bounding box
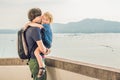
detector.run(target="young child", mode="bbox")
[27,12,53,77]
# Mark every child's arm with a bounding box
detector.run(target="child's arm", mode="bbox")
[28,22,44,29]
[23,22,31,30]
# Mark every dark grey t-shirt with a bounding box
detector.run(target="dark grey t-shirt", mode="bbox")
[25,27,42,59]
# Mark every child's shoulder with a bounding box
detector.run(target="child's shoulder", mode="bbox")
[42,24,51,28]
[43,24,50,26]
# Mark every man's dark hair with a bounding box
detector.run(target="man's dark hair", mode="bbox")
[28,8,42,21]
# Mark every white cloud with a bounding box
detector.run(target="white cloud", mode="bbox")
[0,0,120,29]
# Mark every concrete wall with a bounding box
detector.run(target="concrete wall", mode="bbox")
[0,57,120,80]
[47,66,99,80]
[0,58,32,80]
[45,56,120,80]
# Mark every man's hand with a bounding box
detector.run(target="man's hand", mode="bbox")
[45,48,51,55]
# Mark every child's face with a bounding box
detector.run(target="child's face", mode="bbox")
[42,15,50,24]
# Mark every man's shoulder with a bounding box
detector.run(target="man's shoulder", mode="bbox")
[25,27,40,35]
[27,26,40,31]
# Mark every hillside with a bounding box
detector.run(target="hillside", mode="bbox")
[52,19,120,33]
[1,19,120,33]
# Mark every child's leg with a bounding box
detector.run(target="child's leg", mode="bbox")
[34,47,46,78]
[34,47,44,68]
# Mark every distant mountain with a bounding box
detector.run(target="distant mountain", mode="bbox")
[52,19,120,33]
[1,19,120,34]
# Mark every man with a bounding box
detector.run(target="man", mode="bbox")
[25,8,49,80]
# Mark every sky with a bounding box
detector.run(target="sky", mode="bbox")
[0,0,120,29]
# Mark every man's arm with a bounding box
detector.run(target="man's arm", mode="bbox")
[36,40,51,55]
[32,28,50,55]
[36,40,47,54]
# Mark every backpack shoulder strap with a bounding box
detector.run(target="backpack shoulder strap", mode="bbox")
[23,26,36,61]
[21,26,30,56]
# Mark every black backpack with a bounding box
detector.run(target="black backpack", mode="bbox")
[17,27,29,59]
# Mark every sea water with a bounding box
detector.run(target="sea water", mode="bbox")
[0,34,17,58]
[0,33,120,69]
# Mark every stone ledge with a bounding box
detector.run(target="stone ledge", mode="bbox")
[0,58,28,65]
[45,56,120,80]
[0,56,120,80]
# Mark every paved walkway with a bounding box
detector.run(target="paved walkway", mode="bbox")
[0,65,32,80]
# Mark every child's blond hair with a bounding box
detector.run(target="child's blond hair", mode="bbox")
[43,12,53,23]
